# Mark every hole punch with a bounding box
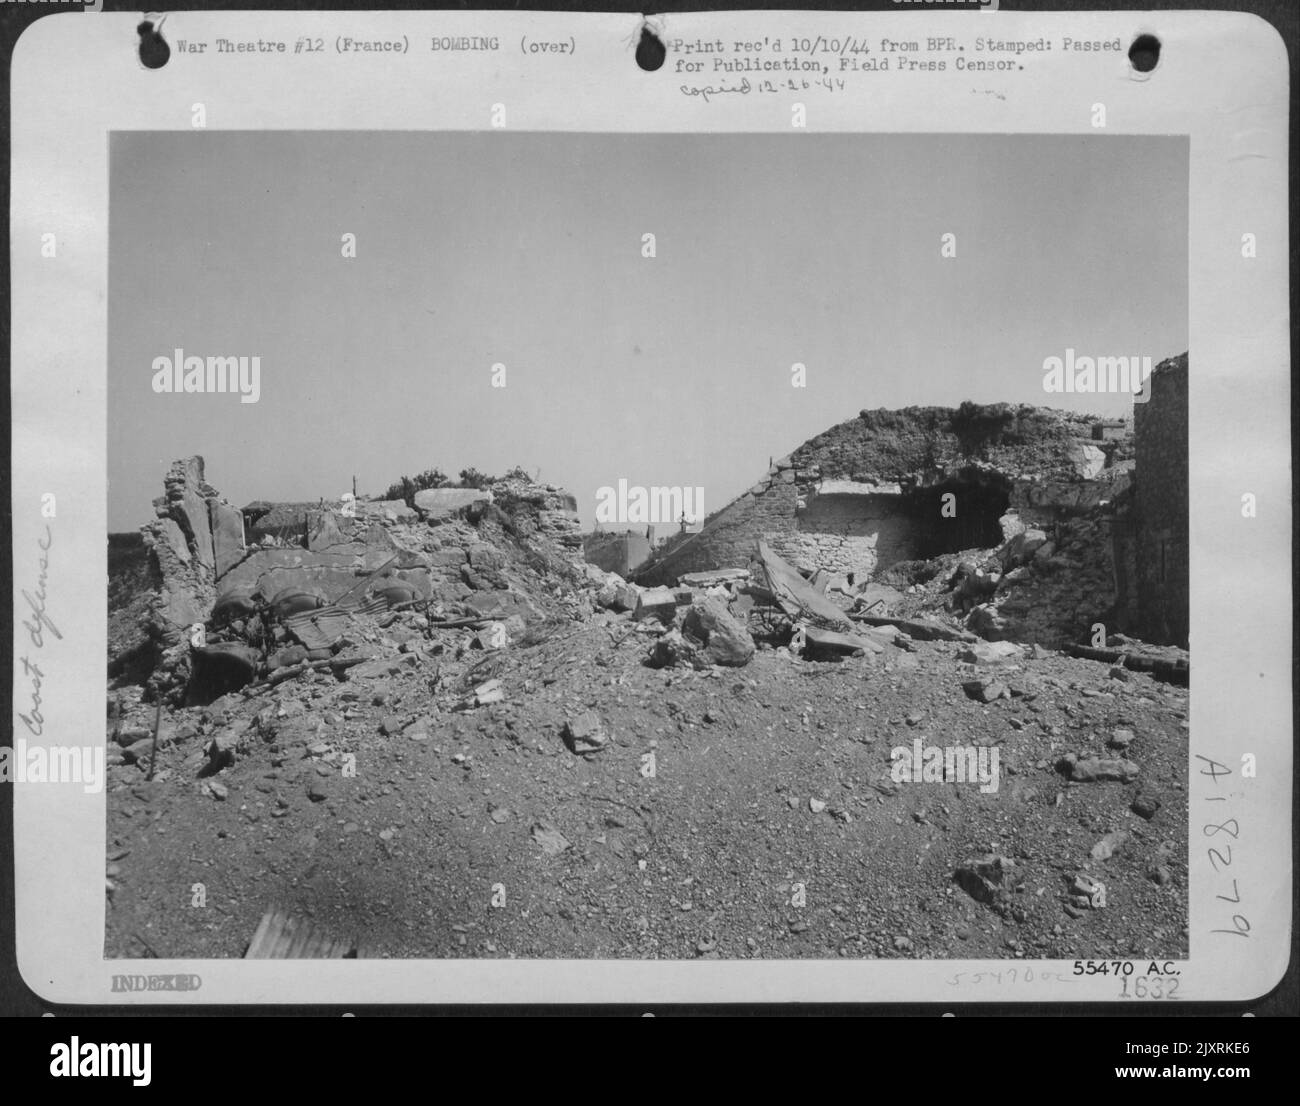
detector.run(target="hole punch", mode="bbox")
[635,17,666,72]
[1128,33,1160,74]
[138,17,170,70]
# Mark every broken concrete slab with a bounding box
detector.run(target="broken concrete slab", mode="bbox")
[633,587,678,623]
[306,509,348,551]
[218,548,367,603]
[850,614,975,643]
[755,541,853,632]
[1067,441,1107,480]
[209,500,247,577]
[801,625,884,657]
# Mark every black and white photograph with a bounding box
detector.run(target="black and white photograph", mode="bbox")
[4,5,1291,1018]
[103,129,1191,962]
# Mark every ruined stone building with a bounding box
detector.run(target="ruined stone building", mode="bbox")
[1132,353,1189,647]
[637,402,1124,587]
[635,360,1189,650]
[583,527,654,577]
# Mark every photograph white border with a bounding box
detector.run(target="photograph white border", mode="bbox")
[9,7,1290,1004]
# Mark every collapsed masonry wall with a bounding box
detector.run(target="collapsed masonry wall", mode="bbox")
[584,530,654,577]
[141,457,247,646]
[111,459,585,697]
[635,474,800,585]
[638,402,1125,588]
[1133,354,1189,647]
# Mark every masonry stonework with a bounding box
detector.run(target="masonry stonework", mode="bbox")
[1133,353,1189,647]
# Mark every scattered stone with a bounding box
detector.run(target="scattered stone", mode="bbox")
[802,624,883,657]
[597,580,641,613]
[1070,875,1107,909]
[808,797,827,814]
[205,730,240,769]
[999,528,1048,569]
[413,486,493,522]
[681,598,755,667]
[473,624,508,650]
[679,569,749,588]
[1108,728,1135,749]
[964,604,1010,641]
[954,855,1013,904]
[470,679,504,707]
[905,711,925,727]
[648,629,699,669]
[1109,665,1131,682]
[306,775,333,803]
[531,821,571,856]
[347,653,419,681]
[633,587,678,624]
[959,641,1022,666]
[1131,793,1162,820]
[1057,754,1139,783]
[962,677,1009,703]
[268,644,309,671]
[204,779,229,801]
[379,715,403,736]
[1090,831,1128,860]
[1150,865,1173,886]
[562,711,609,756]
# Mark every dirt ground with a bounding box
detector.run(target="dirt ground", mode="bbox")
[104,609,1188,961]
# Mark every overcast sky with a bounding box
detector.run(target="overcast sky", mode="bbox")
[108,131,1187,532]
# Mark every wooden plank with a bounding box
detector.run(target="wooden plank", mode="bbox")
[244,907,355,959]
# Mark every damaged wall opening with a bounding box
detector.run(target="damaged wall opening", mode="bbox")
[902,476,1010,561]
[792,471,1010,579]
